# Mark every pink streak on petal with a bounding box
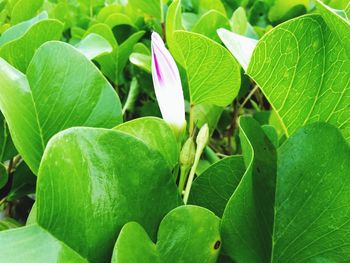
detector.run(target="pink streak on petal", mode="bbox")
[152,47,163,84]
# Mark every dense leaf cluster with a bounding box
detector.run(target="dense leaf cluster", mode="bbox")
[0,0,349,262]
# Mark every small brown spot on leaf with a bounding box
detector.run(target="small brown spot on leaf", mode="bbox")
[214,240,221,250]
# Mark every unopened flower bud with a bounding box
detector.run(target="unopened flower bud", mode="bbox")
[196,123,209,153]
[180,137,196,168]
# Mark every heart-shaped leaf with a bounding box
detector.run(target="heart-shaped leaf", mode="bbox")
[112,205,221,263]
[174,31,241,107]
[223,12,350,142]
[37,127,180,263]
[0,41,122,174]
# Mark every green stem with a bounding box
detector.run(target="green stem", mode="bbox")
[122,78,139,115]
[178,165,190,194]
[189,104,194,136]
[183,157,199,204]
[204,146,220,163]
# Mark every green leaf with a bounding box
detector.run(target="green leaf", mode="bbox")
[217,28,258,71]
[166,0,183,60]
[37,127,180,263]
[316,0,350,58]
[231,7,258,38]
[115,117,179,169]
[0,12,47,46]
[0,217,21,232]
[192,0,227,16]
[174,31,241,107]
[0,225,88,262]
[193,103,224,132]
[272,122,350,262]
[221,117,277,263]
[0,18,63,72]
[96,31,145,84]
[129,0,162,20]
[188,156,246,217]
[75,33,113,60]
[112,222,159,263]
[192,10,230,42]
[268,0,309,22]
[11,0,44,25]
[85,23,118,47]
[0,41,122,174]
[112,205,221,263]
[129,52,151,73]
[0,162,7,189]
[0,113,16,162]
[246,15,350,142]
[6,162,36,201]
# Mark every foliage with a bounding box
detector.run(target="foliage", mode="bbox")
[0,0,349,262]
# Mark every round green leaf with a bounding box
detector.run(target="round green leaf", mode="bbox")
[37,127,180,263]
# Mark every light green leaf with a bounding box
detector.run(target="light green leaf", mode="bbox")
[193,103,224,132]
[112,206,221,263]
[218,28,258,71]
[85,23,118,47]
[221,117,277,263]
[192,10,230,42]
[268,0,309,22]
[0,225,88,262]
[166,0,182,60]
[104,13,135,28]
[75,33,113,60]
[0,41,122,174]
[246,15,350,141]
[0,18,63,72]
[231,7,258,39]
[272,122,350,262]
[129,52,151,73]
[115,117,179,169]
[316,0,350,58]
[11,0,44,25]
[192,0,226,16]
[37,127,180,263]
[0,12,47,46]
[129,0,162,20]
[188,156,246,217]
[174,31,241,107]
[0,218,20,232]
[96,31,145,84]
